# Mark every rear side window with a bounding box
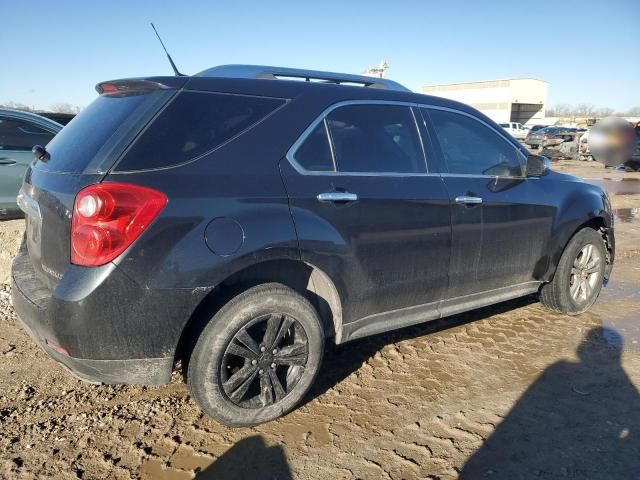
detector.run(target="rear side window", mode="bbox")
[117,92,285,171]
[0,117,56,151]
[326,104,426,173]
[294,121,334,171]
[427,108,524,177]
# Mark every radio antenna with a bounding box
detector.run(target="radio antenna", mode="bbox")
[150,23,185,76]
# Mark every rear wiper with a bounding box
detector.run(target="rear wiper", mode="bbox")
[32,145,50,162]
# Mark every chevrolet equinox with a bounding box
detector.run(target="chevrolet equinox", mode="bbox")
[12,65,615,426]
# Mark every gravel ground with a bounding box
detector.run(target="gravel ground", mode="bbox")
[0,160,639,479]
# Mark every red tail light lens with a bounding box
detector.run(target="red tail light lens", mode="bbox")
[71,183,167,266]
[543,134,549,139]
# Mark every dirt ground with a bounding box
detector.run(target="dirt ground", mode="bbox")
[0,160,639,479]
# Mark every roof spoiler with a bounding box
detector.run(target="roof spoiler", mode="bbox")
[195,64,411,92]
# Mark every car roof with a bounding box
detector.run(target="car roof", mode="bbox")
[103,65,488,120]
[0,108,63,131]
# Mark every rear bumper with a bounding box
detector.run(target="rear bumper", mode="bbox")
[11,247,202,385]
[11,297,172,384]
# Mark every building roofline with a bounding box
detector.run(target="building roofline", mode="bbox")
[423,78,548,88]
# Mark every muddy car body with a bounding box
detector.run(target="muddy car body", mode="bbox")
[12,65,615,426]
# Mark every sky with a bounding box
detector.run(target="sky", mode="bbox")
[2,0,639,112]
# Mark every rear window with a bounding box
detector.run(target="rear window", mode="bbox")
[115,91,285,171]
[38,90,171,173]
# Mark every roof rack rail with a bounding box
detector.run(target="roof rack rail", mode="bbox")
[194,64,411,92]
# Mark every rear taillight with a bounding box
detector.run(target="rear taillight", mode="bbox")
[71,183,167,266]
[543,134,549,139]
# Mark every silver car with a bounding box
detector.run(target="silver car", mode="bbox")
[0,109,62,218]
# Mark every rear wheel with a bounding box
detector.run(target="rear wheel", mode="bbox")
[540,228,606,315]
[187,283,324,426]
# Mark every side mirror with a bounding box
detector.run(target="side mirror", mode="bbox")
[526,154,549,177]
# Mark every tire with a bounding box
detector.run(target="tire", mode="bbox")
[187,283,324,426]
[540,228,606,315]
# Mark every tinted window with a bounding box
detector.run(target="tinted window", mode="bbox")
[294,121,334,171]
[326,104,426,173]
[40,91,170,173]
[118,92,285,171]
[427,108,524,177]
[0,117,56,151]
[499,123,509,128]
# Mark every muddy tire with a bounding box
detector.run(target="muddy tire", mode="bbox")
[540,228,606,315]
[187,283,324,427]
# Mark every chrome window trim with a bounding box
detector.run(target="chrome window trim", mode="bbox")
[287,100,439,177]
[286,99,530,179]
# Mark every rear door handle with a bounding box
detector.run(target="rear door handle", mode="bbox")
[0,158,17,165]
[317,191,358,203]
[455,196,483,205]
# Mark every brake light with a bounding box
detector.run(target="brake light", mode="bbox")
[99,83,120,93]
[71,183,167,266]
[543,134,549,139]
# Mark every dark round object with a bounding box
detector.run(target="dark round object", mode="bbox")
[540,228,606,315]
[187,283,324,426]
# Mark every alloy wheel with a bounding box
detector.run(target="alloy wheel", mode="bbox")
[569,244,602,302]
[220,313,309,409]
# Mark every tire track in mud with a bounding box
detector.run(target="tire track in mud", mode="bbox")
[1,253,639,478]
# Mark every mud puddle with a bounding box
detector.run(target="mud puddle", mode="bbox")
[584,178,640,223]
[585,177,640,196]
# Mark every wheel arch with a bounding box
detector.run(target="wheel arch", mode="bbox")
[544,215,613,283]
[173,258,343,368]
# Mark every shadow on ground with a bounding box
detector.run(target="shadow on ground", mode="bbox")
[195,435,292,480]
[460,326,640,479]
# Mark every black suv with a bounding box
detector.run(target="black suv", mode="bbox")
[12,65,615,426]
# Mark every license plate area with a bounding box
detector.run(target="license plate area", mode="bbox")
[17,189,43,262]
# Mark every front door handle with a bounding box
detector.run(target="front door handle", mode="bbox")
[317,191,358,203]
[0,158,17,165]
[455,196,483,205]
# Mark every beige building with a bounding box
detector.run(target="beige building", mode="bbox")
[422,78,548,126]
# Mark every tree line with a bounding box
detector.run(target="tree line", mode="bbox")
[0,101,82,114]
[546,104,640,118]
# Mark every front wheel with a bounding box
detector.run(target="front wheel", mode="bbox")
[188,283,325,426]
[540,228,607,315]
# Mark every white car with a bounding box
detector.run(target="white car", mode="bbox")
[499,122,529,140]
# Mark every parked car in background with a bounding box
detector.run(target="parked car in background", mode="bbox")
[499,122,529,140]
[12,65,615,427]
[37,112,76,126]
[0,109,62,218]
[540,132,581,160]
[627,123,640,170]
[528,124,547,133]
[525,126,576,149]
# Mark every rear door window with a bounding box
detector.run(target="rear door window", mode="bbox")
[0,117,56,151]
[116,91,285,171]
[426,108,525,177]
[325,104,426,174]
